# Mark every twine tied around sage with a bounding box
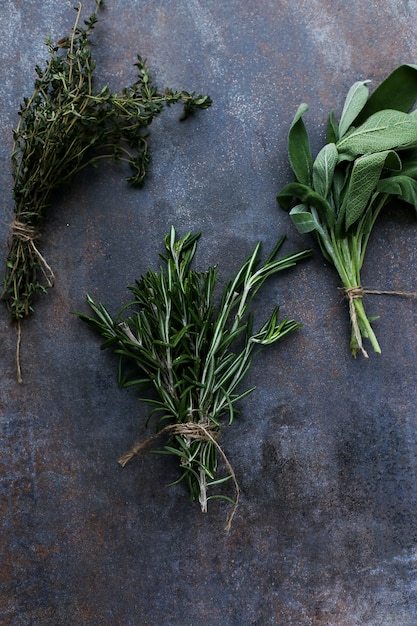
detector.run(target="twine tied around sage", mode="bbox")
[118,421,240,531]
[342,285,417,358]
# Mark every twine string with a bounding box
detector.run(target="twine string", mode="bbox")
[16,321,23,384]
[119,421,240,531]
[11,220,38,241]
[8,220,56,384]
[10,220,55,288]
[342,285,417,358]
[343,287,368,358]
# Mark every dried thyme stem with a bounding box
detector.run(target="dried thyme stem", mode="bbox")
[2,0,211,323]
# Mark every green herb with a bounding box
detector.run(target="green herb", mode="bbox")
[77,227,311,528]
[2,0,211,325]
[277,64,417,357]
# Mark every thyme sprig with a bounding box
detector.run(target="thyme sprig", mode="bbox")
[77,227,311,528]
[278,65,417,356]
[2,0,211,324]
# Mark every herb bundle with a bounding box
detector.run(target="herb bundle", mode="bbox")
[2,0,210,327]
[77,227,311,528]
[277,64,417,357]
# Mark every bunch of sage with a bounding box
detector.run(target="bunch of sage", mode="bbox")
[278,64,417,357]
[77,227,311,528]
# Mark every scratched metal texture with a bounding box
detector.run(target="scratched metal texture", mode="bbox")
[1,1,417,625]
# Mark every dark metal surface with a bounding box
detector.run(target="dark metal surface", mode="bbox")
[1,1,417,624]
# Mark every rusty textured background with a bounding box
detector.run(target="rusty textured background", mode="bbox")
[1,1,417,624]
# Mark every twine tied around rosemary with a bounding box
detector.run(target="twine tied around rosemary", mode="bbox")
[342,285,417,358]
[118,421,240,531]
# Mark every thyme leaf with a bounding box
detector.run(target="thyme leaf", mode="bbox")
[77,226,311,527]
[2,1,211,322]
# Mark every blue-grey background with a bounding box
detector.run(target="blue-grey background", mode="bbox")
[1,1,417,624]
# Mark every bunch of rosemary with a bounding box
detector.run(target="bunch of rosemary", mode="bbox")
[2,0,210,326]
[77,227,311,528]
[278,64,417,357]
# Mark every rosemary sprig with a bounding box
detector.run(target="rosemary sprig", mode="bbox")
[2,0,211,324]
[77,227,311,528]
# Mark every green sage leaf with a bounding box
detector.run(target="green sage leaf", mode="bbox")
[326,109,339,143]
[289,204,324,234]
[277,181,334,226]
[399,156,417,178]
[355,64,417,124]
[377,174,417,211]
[288,103,313,185]
[338,80,370,137]
[343,150,401,229]
[337,109,417,157]
[312,143,338,198]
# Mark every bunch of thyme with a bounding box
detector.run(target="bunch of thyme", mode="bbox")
[2,0,210,330]
[77,227,311,528]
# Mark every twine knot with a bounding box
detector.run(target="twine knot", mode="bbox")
[342,286,368,358]
[343,286,364,299]
[11,220,39,242]
[118,420,239,530]
[9,219,55,289]
[341,285,417,358]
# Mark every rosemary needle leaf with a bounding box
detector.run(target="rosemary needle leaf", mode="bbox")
[1,1,211,322]
[77,226,311,526]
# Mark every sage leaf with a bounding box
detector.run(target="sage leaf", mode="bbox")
[356,64,417,124]
[277,181,334,226]
[332,167,349,208]
[326,109,339,143]
[288,103,313,185]
[343,150,401,229]
[338,80,370,137]
[377,174,417,212]
[400,156,417,178]
[312,143,338,198]
[337,109,417,157]
[289,204,320,234]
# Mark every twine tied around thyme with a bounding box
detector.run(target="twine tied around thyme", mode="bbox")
[342,286,417,358]
[118,421,240,531]
[10,220,55,288]
[6,220,56,383]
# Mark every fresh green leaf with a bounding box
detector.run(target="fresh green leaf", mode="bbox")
[343,150,401,229]
[338,80,370,137]
[277,181,334,226]
[326,109,339,143]
[355,64,417,124]
[312,143,338,198]
[337,109,417,157]
[288,103,313,185]
[399,156,417,178]
[377,174,417,211]
[289,204,320,234]
[331,166,350,208]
